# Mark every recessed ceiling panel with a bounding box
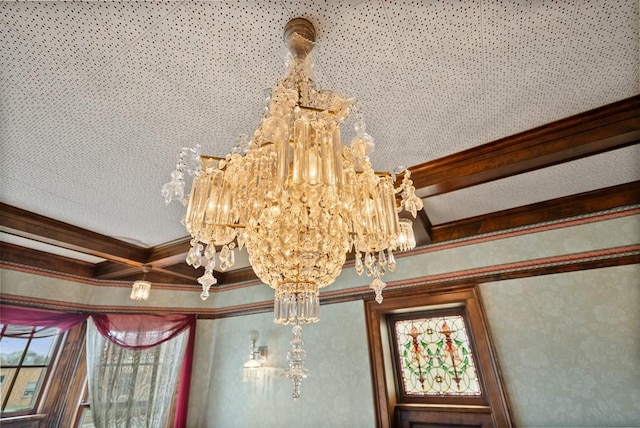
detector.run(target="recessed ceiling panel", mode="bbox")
[421,145,640,225]
[0,233,106,264]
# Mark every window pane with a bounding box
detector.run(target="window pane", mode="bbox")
[23,336,56,366]
[394,315,482,396]
[0,368,17,401]
[4,367,45,412]
[78,408,95,428]
[0,337,29,365]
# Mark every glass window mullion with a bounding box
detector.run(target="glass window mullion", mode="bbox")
[1,326,36,411]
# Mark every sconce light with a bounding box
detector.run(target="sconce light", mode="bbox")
[243,330,267,382]
[130,265,152,301]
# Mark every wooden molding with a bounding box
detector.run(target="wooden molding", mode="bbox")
[4,245,637,319]
[432,181,640,241]
[0,241,96,278]
[411,95,640,197]
[0,203,147,264]
[2,185,636,286]
[365,286,513,428]
[42,322,87,428]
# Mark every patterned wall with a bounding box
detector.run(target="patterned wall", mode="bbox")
[2,213,638,426]
[481,265,640,427]
[187,300,375,428]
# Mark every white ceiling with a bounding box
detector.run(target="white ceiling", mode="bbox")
[1,0,638,248]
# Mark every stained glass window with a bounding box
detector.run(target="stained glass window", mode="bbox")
[393,313,481,396]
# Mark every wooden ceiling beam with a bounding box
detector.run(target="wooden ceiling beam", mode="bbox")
[0,203,147,265]
[411,95,640,197]
[0,241,96,278]
[92,236,194,281]
[432,181,640,242]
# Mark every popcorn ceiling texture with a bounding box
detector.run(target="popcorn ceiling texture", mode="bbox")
[1,1,638,247]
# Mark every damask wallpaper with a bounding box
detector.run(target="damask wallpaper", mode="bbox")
[187,300,376,428]
[481,264,640,427]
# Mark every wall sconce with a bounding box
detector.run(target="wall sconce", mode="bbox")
[243,330,267,382]
[130,265,152,301]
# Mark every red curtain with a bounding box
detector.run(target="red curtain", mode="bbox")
[0,304,88,337]
[90,313,195,428]
[0,305,195,428]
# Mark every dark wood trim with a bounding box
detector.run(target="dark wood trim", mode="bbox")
[0,203,147,265]
[432,181,640,241]
[93,260,198,283]
[417,209,433,244]
[216,266,259,285]
[3,189,636,286]
[95,237,196,284]
[365,299,393,428]
[365,286,513,428]
[394,404,494,428]
[0,414,46,428]
[411,95,640,196]
[146,237,191,265]
[42,322,87,428]
[375,246,640,302]
[2,241,638,317]
[0,242,95,278]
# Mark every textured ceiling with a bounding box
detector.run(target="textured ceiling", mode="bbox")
[0,0,638,249]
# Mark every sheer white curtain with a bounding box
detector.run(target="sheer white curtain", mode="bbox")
[86,318,187,428]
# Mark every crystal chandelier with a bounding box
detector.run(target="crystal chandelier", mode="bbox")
[130,265,151,301]
[163,18,423,397]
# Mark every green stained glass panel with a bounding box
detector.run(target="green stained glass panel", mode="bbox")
[394,314,481,396]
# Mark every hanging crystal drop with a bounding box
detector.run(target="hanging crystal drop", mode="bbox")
[186,240,203,268]
[237,230,247,250]
[370,277,386,304]
[204,242,216,260]
[197,270,217,288]
[364,252,373,268]
[191,249,203,269]
[378,249,387,267]
[219,245,230,271]
[228,247,235,269]
[200,284,211,301]
[285,324,309,400]
[388,249,396,272]
[206,254,216,271]
[354,252,364,275]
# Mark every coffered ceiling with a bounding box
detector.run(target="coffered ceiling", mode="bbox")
[0,0,638,285]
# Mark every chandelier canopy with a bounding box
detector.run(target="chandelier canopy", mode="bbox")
[163,18,423,323]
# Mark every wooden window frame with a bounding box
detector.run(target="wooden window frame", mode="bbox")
[1,320,87,428]
[0,325,64,417]
[365,284,512,428]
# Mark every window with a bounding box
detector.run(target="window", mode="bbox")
[74,381,95,428]
[22,381,37,397]
[390,310,482,398]
[0,323,63,415]
[366,285,512,427]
